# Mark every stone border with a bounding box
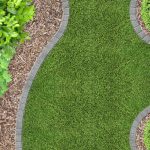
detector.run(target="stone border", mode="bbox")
[130,0,150,44]
[130,106,150,150]
[15,0,69,149]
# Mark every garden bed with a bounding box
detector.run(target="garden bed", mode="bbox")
[130,106,150,150]
[0,0,62,149]
[137,0,150,34]
[130,0,150,43]
[136,113,150,150]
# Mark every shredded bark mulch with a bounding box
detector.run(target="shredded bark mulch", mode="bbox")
[134,0,150,149]
[136,113,150,150]
[0,0,63,149]
[137,0,150,35]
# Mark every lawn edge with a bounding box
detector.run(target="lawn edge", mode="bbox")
[130,106,150,150]
[15,0,70,149]
[130,0,150,44]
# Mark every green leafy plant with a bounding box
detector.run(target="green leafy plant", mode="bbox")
[144,120,150,150]
[141,0,150,31]
[0,0,34,97]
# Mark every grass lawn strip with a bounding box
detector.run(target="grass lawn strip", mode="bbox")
[0,0,62,149]
[23,0,150,150]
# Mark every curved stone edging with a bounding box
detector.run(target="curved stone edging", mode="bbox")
[15,0,69,149]
[130,106,150,150]
[130,0,150,44]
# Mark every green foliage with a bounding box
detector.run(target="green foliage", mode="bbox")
[144,120,150,150]
[141,0,150,31]
[0,0,34,97]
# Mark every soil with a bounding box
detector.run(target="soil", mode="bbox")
[0,0,63,149]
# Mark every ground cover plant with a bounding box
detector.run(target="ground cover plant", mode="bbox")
[141,0,150,31]
[144,120,150,149]
[0,0,34,96]
[23,0,150,149]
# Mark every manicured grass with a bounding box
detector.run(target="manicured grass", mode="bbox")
[144,120,150,149]
[23,0,150,149]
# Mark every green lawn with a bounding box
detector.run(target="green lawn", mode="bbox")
[23,0,150,150]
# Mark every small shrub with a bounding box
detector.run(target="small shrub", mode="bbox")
[0,0,35,96]
[144,120,150,149]
[141,0,150,30]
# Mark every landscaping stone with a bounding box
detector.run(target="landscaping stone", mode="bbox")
[130,0,150,44]
[130,106,150,150]
[15,0,70,150]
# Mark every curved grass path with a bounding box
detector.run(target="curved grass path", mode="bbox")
[23,0,150,149]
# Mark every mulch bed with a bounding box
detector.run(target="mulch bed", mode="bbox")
[135,0,150,150]
[0,0,63,149]
[136,113,150,150]
[137,0,150,35]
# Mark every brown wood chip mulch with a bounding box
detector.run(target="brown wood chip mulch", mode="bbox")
[0,0,63,149]
[136,113,150,150]
[135,0,150,150]
[137,0,150,35]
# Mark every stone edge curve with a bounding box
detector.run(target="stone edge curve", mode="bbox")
[15,0,70,149]
[130,106,150,150]
[130,0,150,149]
[130,0,150,44]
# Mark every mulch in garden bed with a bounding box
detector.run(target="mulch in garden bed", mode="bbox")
[0,0,63,149]
[136,113,150,150]
[137,0,150,35]
[134,0,150,149]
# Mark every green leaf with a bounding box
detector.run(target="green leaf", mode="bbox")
[2,71,12,82]
[0,0,35,97]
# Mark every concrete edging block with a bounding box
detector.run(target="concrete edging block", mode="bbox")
[130,106,150,150]
[129,0,150,44]
[15,1,70,149]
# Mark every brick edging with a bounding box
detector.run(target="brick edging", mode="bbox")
[130,0,150,44]
[15,0,70,149]
[130,106,150,150]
